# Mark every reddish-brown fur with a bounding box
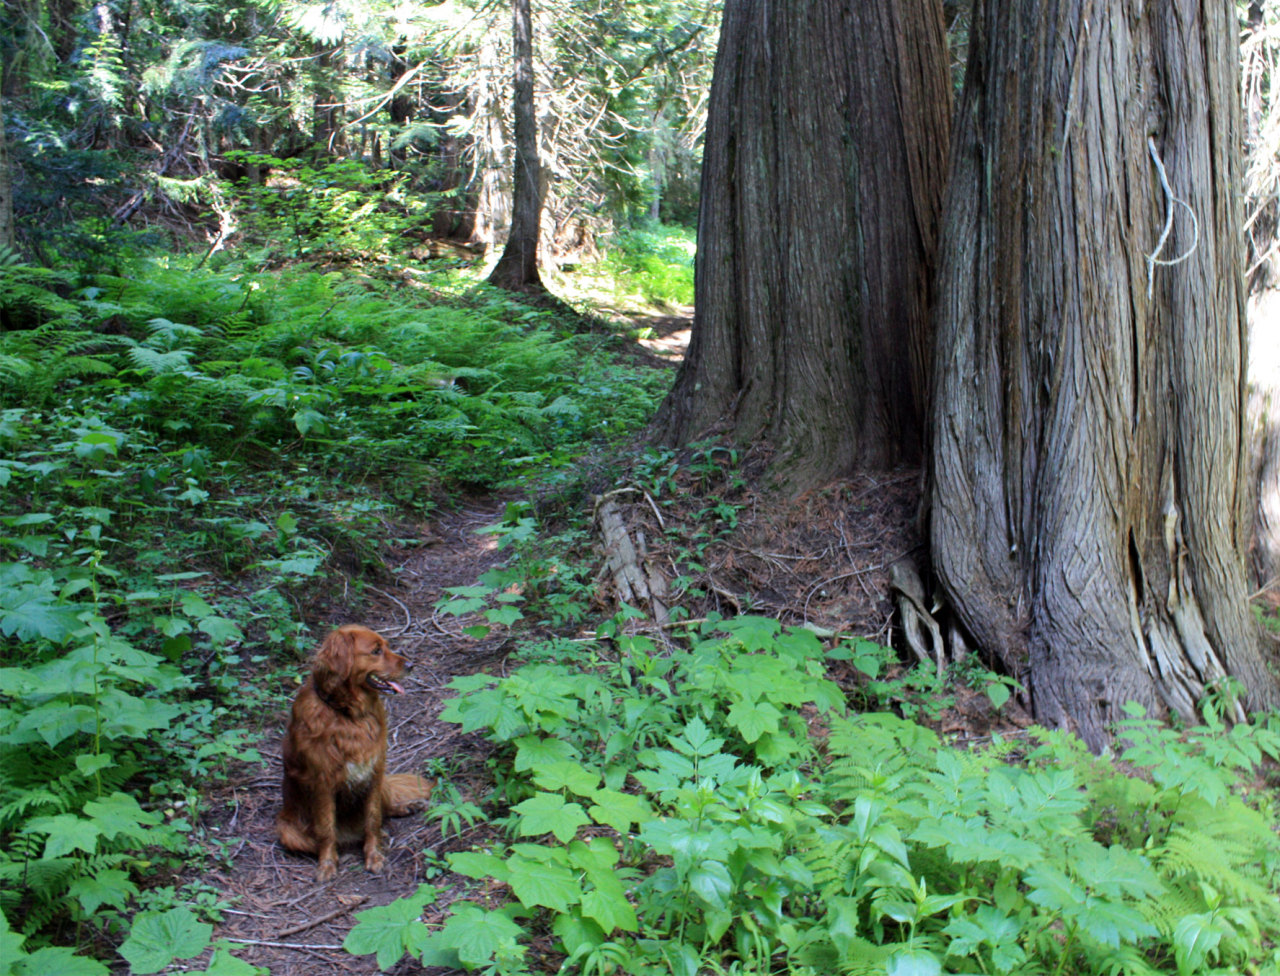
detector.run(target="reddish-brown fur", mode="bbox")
[276,625,434,881]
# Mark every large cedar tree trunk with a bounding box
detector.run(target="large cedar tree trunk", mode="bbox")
[487,0,545,293]
[930,0,1280,749]
[652,0,951,487]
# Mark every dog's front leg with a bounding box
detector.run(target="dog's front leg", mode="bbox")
[313,789,340,881]
[362,777,386,873]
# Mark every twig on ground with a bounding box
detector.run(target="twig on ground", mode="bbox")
[367,584,413,635]
[276,896,367,938]
[641,489,666,529]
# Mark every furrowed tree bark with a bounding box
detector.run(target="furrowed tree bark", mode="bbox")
[652,0,951,489]
[930,0,1280,749]
[487,0,546,294]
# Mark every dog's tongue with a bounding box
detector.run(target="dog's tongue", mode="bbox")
[387,680,405,695]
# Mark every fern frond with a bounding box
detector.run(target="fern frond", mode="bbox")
[146,317,204,347]
[1157,821,1280,920]
[126,346,195,376]
[1136,879,1206,938]
[0,354,34,385]
[56,357,118,381]
[0,789,64,829]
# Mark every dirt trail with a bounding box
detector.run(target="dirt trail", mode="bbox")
[206,498,512,976]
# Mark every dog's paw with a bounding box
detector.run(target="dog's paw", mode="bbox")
[365,848,386,873]
[316,857,338,882]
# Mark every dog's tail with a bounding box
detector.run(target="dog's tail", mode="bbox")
[383,773,435,817]
[276,813,317,854]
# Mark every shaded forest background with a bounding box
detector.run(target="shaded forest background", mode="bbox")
[0,0,718,266]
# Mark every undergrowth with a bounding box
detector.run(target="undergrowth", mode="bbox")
[360,480,1280,976]
[564,224,696,309]
[0,245,672,973]
[353,600,1280,976]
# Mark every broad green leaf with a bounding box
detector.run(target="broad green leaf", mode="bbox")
[552,911,605,956]
[530,760,600,796]
[1025,864,1085,913]
[688,860,732,911]
[726,699,781,743]
[75,753,116,777]
[514,735,580,770]
[25,813,101,859]
[484,606,524,627]
[178,945,268,975]
[83,792,163,843]
[15,702,98,747]
[663,940,701,976]
[100,691,180,738]
[292,408,328,435]
[713,615,781,650]
[431,903,525,969]
[507,852,582,913]
[987,682,1012,710]
[1072,898,1157,948]
[1,909,27,965]
[447,851,510,883]
[513,792,589,843]
[887,947,943,976]
[69,869,138,914]
[117,908,212,975]
[0,591,81,642]
[14,946,110,975]
[271,553,324,577]
[1173,912,1223,974]
[676,715,719,755]
[580,879,637,933]
[440,597,486,616]
[588,788,654,833]
[179,593,215,618]
[198,616,243,645]
[343,884,437,971]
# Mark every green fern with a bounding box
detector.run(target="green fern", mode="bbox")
[1155,806,1280,923]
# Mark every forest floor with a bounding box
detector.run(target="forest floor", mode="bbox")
[189,312,1032,976]
[201,497,512,975]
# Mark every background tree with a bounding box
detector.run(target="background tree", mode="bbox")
[488,0,545,292]
[1242,1,1280,589]
[930,0,1280,748]
[652,0,952,488]
[0,95,13,252]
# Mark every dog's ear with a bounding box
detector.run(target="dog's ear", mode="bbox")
[312,628,355,698]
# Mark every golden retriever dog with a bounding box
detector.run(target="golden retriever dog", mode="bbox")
[276,625,433,881]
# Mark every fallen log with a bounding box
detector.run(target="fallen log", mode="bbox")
[594,494,670,627]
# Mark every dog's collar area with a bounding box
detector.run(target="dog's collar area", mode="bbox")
[316,687,350,714]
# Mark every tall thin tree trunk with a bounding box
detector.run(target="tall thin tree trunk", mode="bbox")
[0,93,14,252]
[1249,288,1280,586]
[930,0,1280,749]
[1243,4,1280,590]
[652,0,951,489]
[488,0,545,293]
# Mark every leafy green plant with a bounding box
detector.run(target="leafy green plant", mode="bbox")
[834,636,956,720]
[226,153,434,262]
[597,224,696,307]
[349,609,1280,976]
